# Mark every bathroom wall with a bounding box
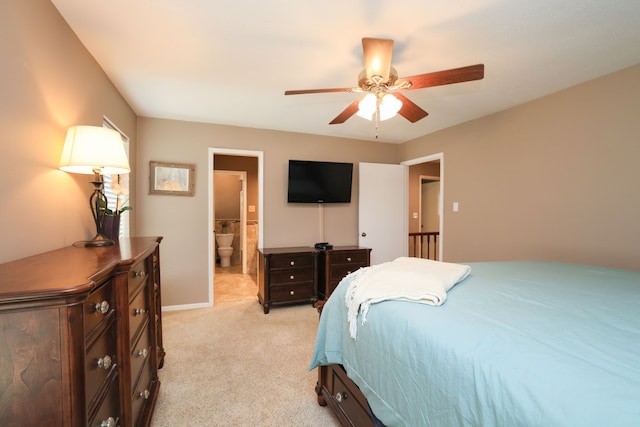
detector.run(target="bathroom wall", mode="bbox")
[214,154,260,273]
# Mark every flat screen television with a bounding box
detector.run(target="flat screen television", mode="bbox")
[287,160,353,203]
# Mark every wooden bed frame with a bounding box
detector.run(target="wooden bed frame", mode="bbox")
[316,364,376,427]
[315,300,376,426]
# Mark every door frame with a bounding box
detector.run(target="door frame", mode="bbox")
[402,153,444,261]
[209,147,264,306]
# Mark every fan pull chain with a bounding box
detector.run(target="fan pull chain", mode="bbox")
[374,99,380,139]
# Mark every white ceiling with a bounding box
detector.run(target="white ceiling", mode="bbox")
[51,0,640,144]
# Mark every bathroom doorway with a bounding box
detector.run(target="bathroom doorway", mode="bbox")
[209,148,263,306]
[214,170,247,272]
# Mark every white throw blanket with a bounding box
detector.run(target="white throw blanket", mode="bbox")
[345,257,471,339]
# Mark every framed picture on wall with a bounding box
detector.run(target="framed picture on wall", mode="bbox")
[149,161,195,196]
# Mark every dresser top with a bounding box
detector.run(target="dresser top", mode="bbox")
[258,246,315,255]
[319,246,371,252]
[0,236,161,305]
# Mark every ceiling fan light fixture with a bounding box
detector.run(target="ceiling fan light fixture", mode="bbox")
[357,93,402,122]
[379,94,402,121]
[356,93,377,120]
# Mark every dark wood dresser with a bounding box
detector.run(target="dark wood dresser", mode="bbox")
[0,237,164,427]
[317,246,371,300]
[257,247,318,314]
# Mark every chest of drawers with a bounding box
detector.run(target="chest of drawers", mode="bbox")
[257,247,318,314]
[318,246,371,300]
[0,237,164,427]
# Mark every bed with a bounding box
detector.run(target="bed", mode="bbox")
[310,260,640,427]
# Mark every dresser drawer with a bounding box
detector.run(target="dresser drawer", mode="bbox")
[128,258,149,295]
[84,279,115,339]
[131,358,154,425]
[85,317,118,410]
[129,285,150,343]
[89,373,120,427]
[269,253,314,269]
[329,250,370,266]
[270,282,314,301]
[131,321,152,387]
[270,267,314,285]
[329,264,365,282]
[330,366,373,426]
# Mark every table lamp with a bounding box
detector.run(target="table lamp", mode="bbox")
[59,125,130,246]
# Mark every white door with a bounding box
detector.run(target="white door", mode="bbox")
[359,162,408,265]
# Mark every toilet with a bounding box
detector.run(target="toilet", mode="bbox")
[216,233,234,267]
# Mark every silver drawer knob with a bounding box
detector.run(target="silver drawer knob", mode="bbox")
[140,389,150,400]
[289,290,295,296]
[97,355,112,370]
[289,275,295,280]
[346,257,352,262]
[94,300,109,314]
[132,270,146,278]
[133,308,147,316]
[137,348,148,358]
[335,392,347,402]
[100,417,116,427]
[290,261,295,266]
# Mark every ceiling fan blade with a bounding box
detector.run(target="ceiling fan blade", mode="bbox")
[285,87,353,95]
[397,64,484,90]
[329,100,361,125]
[362,37,394,82]
[394,93,429,123]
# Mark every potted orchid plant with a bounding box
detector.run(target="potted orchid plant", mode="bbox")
[100,174,132,241]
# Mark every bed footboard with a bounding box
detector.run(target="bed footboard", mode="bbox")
[316,364,375,427]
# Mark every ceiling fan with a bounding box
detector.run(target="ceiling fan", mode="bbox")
[285,37,484,126]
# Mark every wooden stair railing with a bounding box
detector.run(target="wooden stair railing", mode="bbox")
[409,232,439,260]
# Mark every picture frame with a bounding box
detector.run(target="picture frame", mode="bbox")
[149,161,195,196]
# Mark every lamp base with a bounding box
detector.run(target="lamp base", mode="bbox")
[85,233,115,247]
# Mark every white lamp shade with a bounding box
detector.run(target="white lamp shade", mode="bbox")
[59,126,130,175]
[356,93,377,120]
[379,94,402,121]
[356,93,402,121]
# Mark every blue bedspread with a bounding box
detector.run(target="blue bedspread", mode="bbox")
[310,261,640,427]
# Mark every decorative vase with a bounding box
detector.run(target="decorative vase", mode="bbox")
[102,215,121,242]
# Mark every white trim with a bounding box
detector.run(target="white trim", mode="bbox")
[208,147,264,307]
[401,153,444,261]
[162,302,211,312]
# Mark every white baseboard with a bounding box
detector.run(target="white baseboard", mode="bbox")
[162,301,212,312]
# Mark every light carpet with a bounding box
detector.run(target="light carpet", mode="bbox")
[150,267,340,426]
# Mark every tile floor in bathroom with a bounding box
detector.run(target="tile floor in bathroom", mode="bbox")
[214,263,258,303]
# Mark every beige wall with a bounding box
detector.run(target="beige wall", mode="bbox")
[136,118,399,306]
[214,154,259,222]
[3,2,638,309]
[400,64,640,271]
[0,1,137,263]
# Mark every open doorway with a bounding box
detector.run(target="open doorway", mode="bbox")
[419,176,440,260]
[403,153,444,261]
[214,170,247,272]
[209,148,263,306]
